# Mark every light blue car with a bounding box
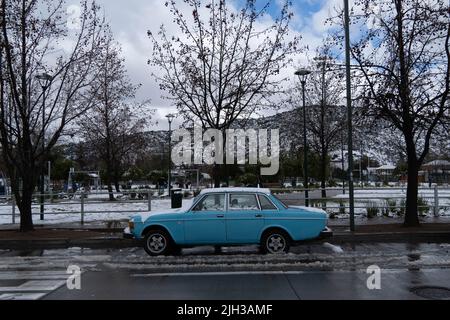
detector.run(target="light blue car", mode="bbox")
[123,188,332,255]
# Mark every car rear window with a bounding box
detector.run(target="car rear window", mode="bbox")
[258,195,277,210]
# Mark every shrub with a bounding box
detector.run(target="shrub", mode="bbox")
[339,200,346,215]
[398,199,406,216]
[383,198,397,216]
[417,197,430,216]
[366,202,379,218]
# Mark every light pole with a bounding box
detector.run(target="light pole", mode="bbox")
[295,68,312,207]
[166,113,175,197]
[344,0,355,231]
[36,72,53,221]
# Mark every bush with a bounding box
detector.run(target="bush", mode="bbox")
[417,197,430,216]
[383,198,397,216]
[366,202,379,218]
[398,199,406,216]
[339,200,346,215]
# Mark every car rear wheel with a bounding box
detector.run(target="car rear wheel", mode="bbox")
[143,230,172,256]
[261,230,290,254]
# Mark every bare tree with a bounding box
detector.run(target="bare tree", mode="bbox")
[148,0,300,186]
[0,0,107,231]
[330,0,450,226]
[78,30,151,200]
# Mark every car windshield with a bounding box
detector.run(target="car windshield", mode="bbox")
[271,194,288,209]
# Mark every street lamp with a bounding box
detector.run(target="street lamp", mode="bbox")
[343,0,355,231]
[36,72,53,221]
[295,68,312,207]
[166,113,176,197]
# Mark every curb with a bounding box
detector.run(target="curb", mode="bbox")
[0,237,140,250]
[330,231,450,243]
[0,232,449,250]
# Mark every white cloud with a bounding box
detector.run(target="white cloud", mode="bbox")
[61,0,346,128]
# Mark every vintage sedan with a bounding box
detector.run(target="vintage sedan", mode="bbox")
[123,188,332,255]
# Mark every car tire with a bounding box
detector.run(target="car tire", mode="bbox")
[143,229,172,256]
[261,230,290,254]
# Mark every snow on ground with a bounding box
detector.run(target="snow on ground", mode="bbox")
[1,187,450,225]
[322,243,344,253]
[324,188,450,218]
[0,197,174,225]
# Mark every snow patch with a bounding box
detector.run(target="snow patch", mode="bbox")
[323,242,344,253]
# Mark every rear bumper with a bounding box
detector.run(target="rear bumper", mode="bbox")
[123,227,134,239]
[319,227,333,239]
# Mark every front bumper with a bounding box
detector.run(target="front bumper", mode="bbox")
[319,226,333,239]
[123,227,134,239]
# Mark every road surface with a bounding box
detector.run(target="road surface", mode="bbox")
[0,242,449,300]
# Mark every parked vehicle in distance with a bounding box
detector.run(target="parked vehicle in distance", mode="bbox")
[123,187,332,255]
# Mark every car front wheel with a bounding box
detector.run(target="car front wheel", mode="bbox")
[143,230,172,256]
[261,230,290,254]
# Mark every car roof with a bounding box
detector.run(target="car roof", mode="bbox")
[199,187,271,195]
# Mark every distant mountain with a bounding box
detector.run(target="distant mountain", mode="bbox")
[137,108,449,167]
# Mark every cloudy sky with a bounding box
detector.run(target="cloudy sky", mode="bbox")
[65,0,344,129]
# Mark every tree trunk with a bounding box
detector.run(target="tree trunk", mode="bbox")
[113,167,121,192]
[104,165,115,201]
[17,185,34,232]
[320,151,327,199]
[404,156,420,227]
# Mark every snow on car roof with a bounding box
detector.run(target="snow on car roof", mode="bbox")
[199,187,271,195]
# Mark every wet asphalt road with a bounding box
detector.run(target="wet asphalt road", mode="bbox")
[1,242,450,300]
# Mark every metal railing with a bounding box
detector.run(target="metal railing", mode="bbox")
[0,189,159,225]
[272,186,450,217]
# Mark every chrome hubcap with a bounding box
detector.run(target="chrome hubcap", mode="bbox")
[266,234,286,253]
[147,234,166,253]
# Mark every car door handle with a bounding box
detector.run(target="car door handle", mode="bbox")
[255,214,263,218]
[216,214,224,218]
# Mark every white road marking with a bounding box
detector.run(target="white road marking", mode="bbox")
[0,280,66,292]
[0,268,78,300]
[0,293,48,300]
[0,271,69,280]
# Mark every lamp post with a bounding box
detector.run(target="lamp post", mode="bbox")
[295,68,312,207]
[36,72,53,221]
[343,0,355,231]
[166,113,175,197]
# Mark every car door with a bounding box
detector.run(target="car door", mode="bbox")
[226,193,264,243]
[184,193,227,244]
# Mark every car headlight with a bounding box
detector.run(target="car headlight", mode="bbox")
[128,220,135,230]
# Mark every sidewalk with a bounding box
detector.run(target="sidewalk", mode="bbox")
[1,220,450,250]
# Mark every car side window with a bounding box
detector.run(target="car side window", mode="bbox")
[258,195,277,210]
[192,194,225,212]
[229,194,259,211]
